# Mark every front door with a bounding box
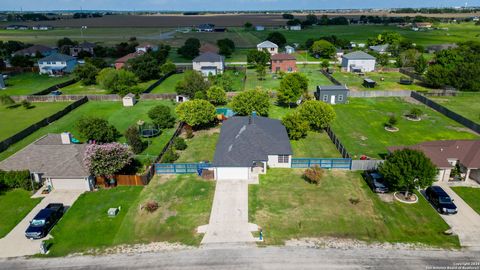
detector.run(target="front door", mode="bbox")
[330,95,336,104]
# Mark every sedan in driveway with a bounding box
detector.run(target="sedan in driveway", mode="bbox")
[425,186,457,215]
[365,172,389,193]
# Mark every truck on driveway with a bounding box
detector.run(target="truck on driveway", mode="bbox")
[25,203,65,239]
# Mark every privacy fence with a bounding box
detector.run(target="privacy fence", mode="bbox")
[324,127,350,159]
[291,158,352,169]
[321,70,342,85]
[33,79,77,96]
[142,71,176,93]
[155,163,212,174]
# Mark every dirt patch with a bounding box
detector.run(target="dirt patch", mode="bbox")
[377,193,394,203]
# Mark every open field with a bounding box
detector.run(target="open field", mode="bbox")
[330,97,479,159]
[150,73,184,94]
[176,128,220,163]
[0,102,72,141]
[60,79,158,95]
[291,131,341,158]
[46,174,214,256]
[451,187,480,215]
[332,71,432,91]
[430,93,480,124]
[249,169,459,248]
[0,189,42,238]
[2,73,73,96]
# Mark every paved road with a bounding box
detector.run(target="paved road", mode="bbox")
[0,190,83,258]
[1,246,479,270]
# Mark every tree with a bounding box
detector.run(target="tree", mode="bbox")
[73,62,99,85]
[206,86,227,105]
[397,49,420,68]
[173,137,187,150]
[231,88,270,116]
[10,55,33,67]
[0,95,15,107]
[386,115,398,128]
[246,49,270,66]
[175,70,210,98]
[282,111,310,140]
[414,54,428,74]
[212,72,235,91]
[127,53,160,81]
[282,13,294,20]
[277,73,308,106]
[96,68,139,95]
[148,105,175,129]
[177,38,201,59]
[266,32,287,48]
[298,100,336,130]
[255,64,266,81]
[217,38,235,57]
[379,149,438,197]
[124,125,146,154]
[309,40,336,59]
[175,100,216,128]
[376,53,390,67]
[84,143,133,177]
[305,14,318,25]
[321,59,329,69]
[57,37,77,49]
[160,60,176,75]
[76,117,119,143]
[425,65,450,88]
[244,22,253,29]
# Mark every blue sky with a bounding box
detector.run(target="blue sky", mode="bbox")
[2,0,480,11]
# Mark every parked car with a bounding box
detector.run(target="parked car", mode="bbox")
[25,203,65,239]
[365,171,389,193]
[425,186,457,215]
[50,90,62,96]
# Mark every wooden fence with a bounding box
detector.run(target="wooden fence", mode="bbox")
[96,174,147,186]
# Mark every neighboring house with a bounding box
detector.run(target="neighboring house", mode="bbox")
[192,52,225,76]
[315,85,349,105]
[271,53,297,73]
[135,42,158,53]
[5,25,29,30]
[257,40,278,55]
[32,25,53,30]
[197,23,215,32]
[341,51,376,72]
[427,44,458,54]
[212,115,293,181]
[387,140,480,183]
[255,25,265,31]
[114,51,145,70]
[285,45,295,54]
[0,133,93,191]
[122,93,136,107]
[289,25,302,31]
[12,45,57,57]
[414,22,433,29]
[70,41,96,57]
[369,44,389,54]
[199,43,220,54]
[336,48,344,61]
[38,53,78,75]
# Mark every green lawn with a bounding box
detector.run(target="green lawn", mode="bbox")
[451,187,480,215]
[176,128,220,163]
[46,175,214,256]
[249,169,459,248]
[61,79,159,95]
[0,189,42,238]
[332,71,432,91]
[150,73,184,94]
[268,103,295,120]
[331,97,479,159]
[291,131,341,158]
[0,102,71,141]
[2,73,73,96]
[169,48,249,63]
[430,93,480,124]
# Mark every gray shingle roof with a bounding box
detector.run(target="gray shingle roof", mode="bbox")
[39,53,76,63]
[343,51,376,60]
[0,134,89,178]
[317,85,349,92]
[213,116,292,167]
[13,45,55,56]
[257,40,278,48]
[193,52,224,63]
[369,44,389,52]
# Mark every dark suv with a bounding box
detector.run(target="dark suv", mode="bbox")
[425,186,457,215]
[25,203,65,239]
[365,171,389,193]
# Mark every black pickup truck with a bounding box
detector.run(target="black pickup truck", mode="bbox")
[25,203,65,239]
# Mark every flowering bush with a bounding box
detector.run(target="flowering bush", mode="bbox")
[84,143,133,177]
[144,200,159,213]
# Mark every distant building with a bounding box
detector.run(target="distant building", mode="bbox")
[369,44,389,54]
[335,48,344,62]
[38,53,78,76]
[13,45,57,57]
[70,42,96,57]
[32,25,53,30]
[255,25,265,31]
[114,51,145,70]
[285,45,295,54]
[341,51,376,72]
[197,23,215,32]
[199,43,220,54]
[414,22,433,29]
[289,25,302,31]
[271,53,296,73]
[5,25,28,30]
[192,52,225,76]
[257,41,278,55]
[315,85,349,105]
[135,43,159,53]
[427,44,458,54]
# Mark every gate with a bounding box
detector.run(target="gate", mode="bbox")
[291,158,352,169]
[155,163,212,174]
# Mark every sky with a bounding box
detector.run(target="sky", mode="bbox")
[2,0,480,11]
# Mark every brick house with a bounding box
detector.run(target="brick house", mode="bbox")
[271,53,297,73]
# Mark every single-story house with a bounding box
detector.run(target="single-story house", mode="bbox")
[271,53,297,73]
[32,25,53,30]
[255,25,265,31]
[285,45,295,54]
[12,45,57,57]
[199,43,220,54]
[192,52,225,76]
[212,115,293,180]
[38,53,78,75]
[70,41,96,57]
[122,93,136,107]
[369,44,389,54]
[197,23,215,32]
[426,44,458,54]
[341,51,376,72]
[257,40,278,55]
[115,51,145,70]
[289,25,302,31]
[387,140,480,183]
[0,133,94,191]
[5,25,29,30]
[315,85,349,105]
[135,42,158,53]
[414,22,433,29]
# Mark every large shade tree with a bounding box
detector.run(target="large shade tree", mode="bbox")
[175,70,210,98]
[277,73,308,106]
[175,100,216,128]
[298,100,336,130]
[231,88,270,116]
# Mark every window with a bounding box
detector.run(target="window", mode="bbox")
[338,95,344,101]
[323,95,328,102]
[278,155,289,163]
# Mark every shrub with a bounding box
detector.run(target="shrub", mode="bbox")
[73,62,99,85]
[144,200,159,213]
[96,68,139,94]
[148,105,175,129]
[161,147,179,163]
[76,117,120,143]
[278,73,309,106]
[408,108,422,119]
[21,100,33,109]
[124,125,146,154]
[0,95,15,106]
[173,137,187,150]
[386,115,398,128]
[206,86,227,105]
[282,111,309,140]
[0,170,34,191]
[303,166,324,185]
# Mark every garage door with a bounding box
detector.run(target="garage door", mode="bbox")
[51,178,89,191]
[216,167,249,180]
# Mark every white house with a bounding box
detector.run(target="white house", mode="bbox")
[341,51,376,72]
[135,42,159,53]
[122,93,136,107]
[192,52,225,76]
[285,45,295,54]
[257,40,278,55]
[289,25,302,31]
[38,53,78,76]
[255,25,265,31]
[212,115,292,181]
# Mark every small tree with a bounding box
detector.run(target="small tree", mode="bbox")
[298,100,336,131]
[303,166,324,185]
[175,100,216,128]
[177,38,201,59]
[96,68,139,95]
[282,111,310,140]
[309,40,336,59]
[379,149,437,198]
[266,32,287,48]
[175,70,210,98]
[0,95,15,107]
[76,117,119,143]
[124,125,146,154]
[160,60,176,75]
[278,73,309,106]
[217,38,235,57]
[244,22,253,29]
[408,108,422,119]
[161,147,179,163]
[83,143,133,177]
[148,105,175,129]
[231,88,270,116]
[386,115,398,128]
[173,137,187,150]
[255,64,266,81]
[21,100,33,109]
[321,59,329,70]
[247,49,270,66]
[206,86,227,105]
[127,53,160,81]
[73,62,99,85]
[414,54,428,74]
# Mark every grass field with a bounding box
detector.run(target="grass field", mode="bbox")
[430,93,480,124]
[291,131,341,158]
[330,97,479,159]
[451,187,480,215]
[0,102,71,141]
[332,71,432,91]
[176,128,220,163]
[0,189,42,238]
[61,79,159,95]
[46,175,214,256]
[150,73,184,94]
[2,73,73,96]
[249,169,459,248]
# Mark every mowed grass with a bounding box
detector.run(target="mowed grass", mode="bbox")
[430,93,480,124]
[0,189,42,238]
[61,79,159,95]
[249,169,459,248]
[331,98,478,159]
[291,131,341,158]
[451,187,480,215]
[332,71,431,91]
[176,128,220,163]
[151,73,184,94]
[46,175,215,256]
[2,73,73,95]
[0,102,71,141]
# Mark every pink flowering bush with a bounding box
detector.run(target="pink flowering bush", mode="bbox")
[84,143,133,177]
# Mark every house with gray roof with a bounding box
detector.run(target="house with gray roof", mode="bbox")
[341,51,376,72]
[38,53,78,76]
[257,40,278,55]
[213,115,292,180]
[0,133,93,191]
[193,52,225,76]
[12,45,57,57]
[315,85,349,105]
[369,44,389,54]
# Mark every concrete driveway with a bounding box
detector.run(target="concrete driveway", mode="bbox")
[0,190,83,258]
[433,183,480,250]
[199,179,257,245]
